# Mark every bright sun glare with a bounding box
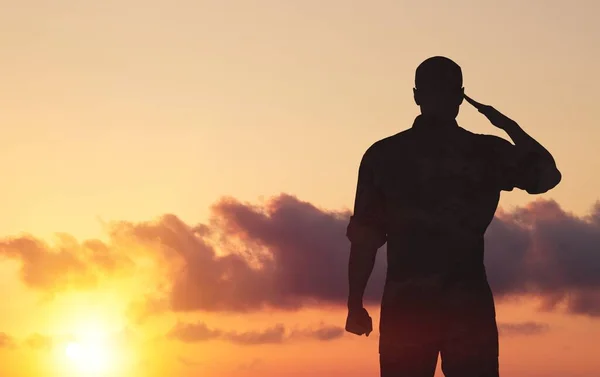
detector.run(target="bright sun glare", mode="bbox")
[65,341,109,371]
[49,293,137,376]
[63,329,115,375]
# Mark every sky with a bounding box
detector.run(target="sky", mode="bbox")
[0,0,599,376]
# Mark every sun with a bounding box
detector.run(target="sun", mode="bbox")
[65,340,111,373]
[60,321,119,376]
[65,342,82,359]
[64,336,113,375]
[45,291,140,376]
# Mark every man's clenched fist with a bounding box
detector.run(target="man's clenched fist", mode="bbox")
[345,307,373,337]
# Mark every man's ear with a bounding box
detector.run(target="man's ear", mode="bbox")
[413,88,420,106]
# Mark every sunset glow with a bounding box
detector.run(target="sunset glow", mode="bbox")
[1,1,599,376]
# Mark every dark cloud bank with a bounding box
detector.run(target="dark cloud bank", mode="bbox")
[1,194,600,320]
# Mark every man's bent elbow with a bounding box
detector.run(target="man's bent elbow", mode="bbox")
[526,167,562,194]
[346,216,387,250]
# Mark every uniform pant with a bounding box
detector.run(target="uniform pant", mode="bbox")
[379,278,499,377]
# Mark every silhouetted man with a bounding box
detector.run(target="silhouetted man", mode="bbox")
[344,56,561,377]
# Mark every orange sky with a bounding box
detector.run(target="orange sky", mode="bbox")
[1,1,599,376]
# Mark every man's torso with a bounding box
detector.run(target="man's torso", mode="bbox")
[367,119,506,288]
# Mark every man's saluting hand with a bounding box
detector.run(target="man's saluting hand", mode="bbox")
[464,94,518,131]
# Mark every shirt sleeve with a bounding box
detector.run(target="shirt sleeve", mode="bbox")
[487,136,540,192]
[346,149,387,249]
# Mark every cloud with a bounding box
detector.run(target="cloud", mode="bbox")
[127,294,172,324]
[167,321,344,344]
[168,322,222,343]
[24,333,53,350]
[0,233,133,292]
[498,321,550,336]
[485,200,600,315]
[117,195,600,318]
[237,358,262,371]
[225,324,286,345]
[177,356,204,367]
[2,193,600,318]
[289,324,345,341]
[0,333,16,349]
[115,194,365,316]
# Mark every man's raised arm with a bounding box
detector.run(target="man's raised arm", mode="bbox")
[465,94,562,194]
[501,121,561,194]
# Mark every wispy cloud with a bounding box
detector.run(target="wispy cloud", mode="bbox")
[0,233,133,292]
[0,333,16,349]
[167,321,344,344]
[24,333,53,351]
[498,321,550,336]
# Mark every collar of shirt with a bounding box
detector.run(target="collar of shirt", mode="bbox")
[412,114,459,131]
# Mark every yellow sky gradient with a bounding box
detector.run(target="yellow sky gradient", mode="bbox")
[1,0,599,376]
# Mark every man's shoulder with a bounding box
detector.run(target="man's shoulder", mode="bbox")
[462,129,513,151]
[363,130,412,160]
[464,129,509,144]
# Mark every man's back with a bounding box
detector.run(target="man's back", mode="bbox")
[357,115,517,284]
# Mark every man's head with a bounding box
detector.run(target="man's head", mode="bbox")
[413,56,464,120]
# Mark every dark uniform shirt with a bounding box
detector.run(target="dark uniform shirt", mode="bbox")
[347,115,540,353]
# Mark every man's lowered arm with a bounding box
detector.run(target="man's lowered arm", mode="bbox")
[347,227,381,310]
[346,148,387,309]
